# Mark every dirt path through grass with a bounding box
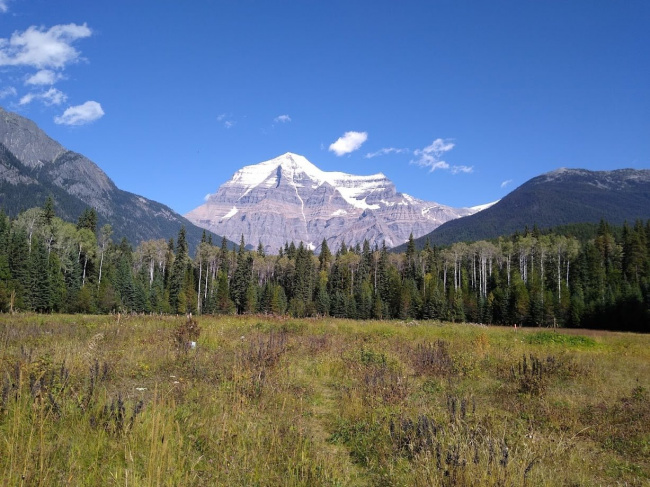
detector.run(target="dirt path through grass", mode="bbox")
[308,378,368,486]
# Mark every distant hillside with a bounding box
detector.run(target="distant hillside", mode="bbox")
[397,168,650,250]
[0,107,230,251]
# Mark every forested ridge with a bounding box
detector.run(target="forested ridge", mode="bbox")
[1,198,648,332]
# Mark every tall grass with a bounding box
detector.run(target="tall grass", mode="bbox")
[0,314,649,485]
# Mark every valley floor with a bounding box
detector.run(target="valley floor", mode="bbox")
[1,314,649,486]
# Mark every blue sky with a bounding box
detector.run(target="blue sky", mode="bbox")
[1,0,648,214]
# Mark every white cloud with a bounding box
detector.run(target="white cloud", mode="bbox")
[274,114,291,124]
[451,165,474,174]
[54,101,104,125]
[25,69,63,85]
[0,23,92,70]
[217,113,236,128]
[329,131,368,156]
[411,138,473,174]
[203,193,211,202]
[0,1,9,13]
[411,138,455,171]
[365,147,409,159]
[19,87,67,106]
[0,86,17,98]
[500,179,513,188]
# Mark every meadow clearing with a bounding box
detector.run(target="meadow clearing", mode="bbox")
[1,314,649,486]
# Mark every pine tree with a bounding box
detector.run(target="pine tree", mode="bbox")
[42,196,56,225]
[214,269,234,313]
[29,236,51,312]
[169,227,189,313]
[8,227,30,309]
[220,236,230,276]
[77,208,98,234]
[231,236,252,313]
[319,238,332,271]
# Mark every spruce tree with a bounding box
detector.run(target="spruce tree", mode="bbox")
[77,208,98,234]
[169,227,189,313]
[8,227,30,309]
[231,236,252,313]
[319,238,332,271]
[42,196,56,225]
[29,236,51,312]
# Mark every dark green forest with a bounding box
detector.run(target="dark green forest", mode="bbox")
[1,198,648,332]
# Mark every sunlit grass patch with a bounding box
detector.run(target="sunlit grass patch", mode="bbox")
[0,314,649,485]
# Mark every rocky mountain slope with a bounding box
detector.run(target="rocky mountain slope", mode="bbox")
[399,167,650,249]
[0,106,223,250]
[185,152,483,252]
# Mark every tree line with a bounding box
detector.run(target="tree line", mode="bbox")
[0,198,648,332]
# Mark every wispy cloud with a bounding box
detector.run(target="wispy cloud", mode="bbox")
[274,114,291,124]
[0,23,92,69]
[365,147,409,159]
[0,86,16,98]
[54,101,104,126]
[329,131,368,156]
[0,1,10,13]
[25,69,64,86]
[500,179,513,188]
[411,138,473,174]
[217,113,236,129]
[451,165,474,174]
[19,87,67,106]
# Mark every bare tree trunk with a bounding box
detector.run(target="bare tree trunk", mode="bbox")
[98,249,105,288]
[557,251,561,301]
[197,258,202,314]
[204,261,209,300]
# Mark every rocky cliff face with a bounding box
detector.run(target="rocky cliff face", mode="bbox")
[185,152,481,252]
[0,106,222,250]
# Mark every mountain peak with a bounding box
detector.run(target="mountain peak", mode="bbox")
[187,153,477,252]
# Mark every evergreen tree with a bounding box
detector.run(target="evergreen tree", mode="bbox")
[319,238,332,271]
[29,236,51,311]
[42,196,56,225]
[214,269,234,313]
[231,236,252,313]
[8,227,30,309]
[169,227,189,313]
[77,208,98,234]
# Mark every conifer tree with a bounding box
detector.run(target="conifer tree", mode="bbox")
[231,236,252,313]
[319,238,332,271]
[29,236,51,312]
[77,208,98,234]
[43,196,56,225]
[9,227,30,309]
[169,227,189,313]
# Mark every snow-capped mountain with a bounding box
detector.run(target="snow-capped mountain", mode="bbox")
[185,152,482,252]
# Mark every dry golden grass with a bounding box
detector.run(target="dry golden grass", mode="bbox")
[0,314,649,485]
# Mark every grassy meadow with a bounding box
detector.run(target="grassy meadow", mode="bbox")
[1,314,649,486]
